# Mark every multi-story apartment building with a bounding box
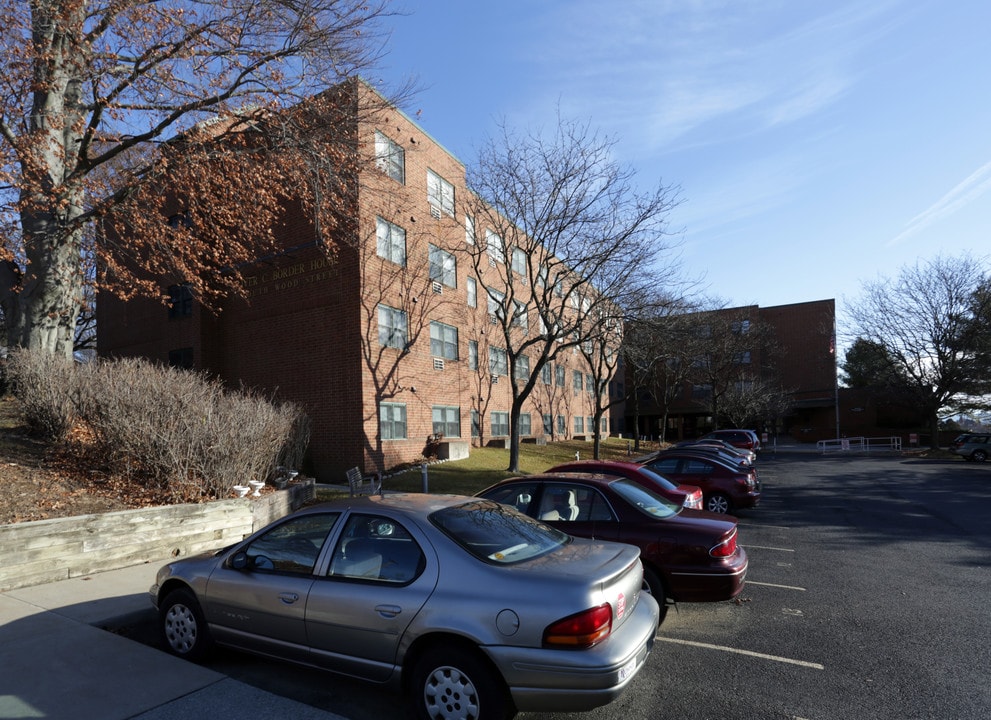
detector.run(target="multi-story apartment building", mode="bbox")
[625,299,837,441]
[97,81,610,480]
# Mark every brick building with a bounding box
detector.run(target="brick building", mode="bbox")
[626,299,838,442]
[97,82,608,480]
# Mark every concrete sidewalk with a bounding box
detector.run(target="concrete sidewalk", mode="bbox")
[0,561,349,720]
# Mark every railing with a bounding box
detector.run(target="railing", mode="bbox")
[816,436,903,454]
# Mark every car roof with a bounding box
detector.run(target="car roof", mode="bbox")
[295,492,483,517]
[646,450,742,471]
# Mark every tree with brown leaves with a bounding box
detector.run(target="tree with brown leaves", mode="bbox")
[0,0,398,356]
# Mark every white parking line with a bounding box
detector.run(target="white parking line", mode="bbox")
[657,637,824,670]
[746,580,807,591]
[743,544,795,552]
[737,522,791,531]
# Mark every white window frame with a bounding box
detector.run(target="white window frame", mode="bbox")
[378,304,408,349]
[429,244,457,288]
[427,169,455,217]
[376,217,406,266]
[375,131,405,183]
[430,321,459,360]
[380,402,407,440]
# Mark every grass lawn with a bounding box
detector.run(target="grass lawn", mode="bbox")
[317,437,658,500]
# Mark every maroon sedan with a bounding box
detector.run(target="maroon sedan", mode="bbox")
[478,473,748,619]
[640,451,760,514]
[547,460,704,510]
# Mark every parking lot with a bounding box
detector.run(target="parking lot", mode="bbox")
[120,449,991,719]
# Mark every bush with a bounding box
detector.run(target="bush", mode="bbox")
[7,350,310,502]
[5,349,78,442]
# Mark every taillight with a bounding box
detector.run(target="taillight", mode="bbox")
[543,603,612,648]
[710,532,738,557]
[686,492,703,510]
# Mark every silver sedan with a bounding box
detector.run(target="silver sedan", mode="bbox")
[150,493,658,720]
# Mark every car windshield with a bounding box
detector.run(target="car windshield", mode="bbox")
[610,479,681,519]
[431,499,571,564]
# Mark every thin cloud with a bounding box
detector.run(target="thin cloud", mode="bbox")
[887,161,991,247]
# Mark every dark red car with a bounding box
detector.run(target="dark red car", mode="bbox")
[547,460,704,510]
[640,451,761,514]
[701,429,761,453]
[477,473,748,619]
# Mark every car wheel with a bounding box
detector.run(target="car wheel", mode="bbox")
[160,588,212,661]
[641,567,669,625]
[706,493,731,514]
[973,450,988,462]
[411,644,513,720]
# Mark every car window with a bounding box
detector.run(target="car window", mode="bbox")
[537,484,582,522]
[610,479,681,519]
[647,457,680,474]
[482,482,539,514]
[328,513,425,583]
[635,466,678,491]
[434,499,570,564]
[244,512,340,575]
[682,458,715,474]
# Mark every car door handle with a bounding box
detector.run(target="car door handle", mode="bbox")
[279,592,300,605]
[374,604,402,618]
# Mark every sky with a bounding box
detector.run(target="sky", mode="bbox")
[368,0,991,332]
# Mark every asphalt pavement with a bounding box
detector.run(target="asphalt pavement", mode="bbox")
[0,559,350,720]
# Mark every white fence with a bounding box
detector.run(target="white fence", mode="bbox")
[816,436,903,454]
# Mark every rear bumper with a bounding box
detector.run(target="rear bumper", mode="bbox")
[667,548,748,602]
[486,592,659,713]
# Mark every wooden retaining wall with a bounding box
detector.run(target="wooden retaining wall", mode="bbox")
[0,480,314,592]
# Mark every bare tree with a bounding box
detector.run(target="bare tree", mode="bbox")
[0,0,400,357]
[463,116,681,472]
[846,253,991,448]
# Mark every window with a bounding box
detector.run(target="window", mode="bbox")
[486,229,504,262]
[167,284,193,319]
[468,340,478,370]
[519,413,532,436]
[168,347,193,369]
[574,416,585,434]
[512,300,528,333]
[489,346,508,376]
[514,354,530,379]
[511,247,527,276]
[733,351,752,364]
[330,514,425,583]
[376,217,406,266]
[731,320,751,335]
[573,370,583,392]
[380,402,407,440]
[555,365,565,387]
[541,364,552,385]
[543,414,553,434]
[556,415,566,434]
[486,286,505,319]
[471,409,480,438]
[429,244,457,288]
[244,513,340,575]
[432,406,461,438]
[378,305,408,349]
[465,214,475,245]
[430,321,459,360]
[427,169,455,217]
[491,411,509,437]
[375,131,405,183]
[586,374,595,394]
[467,277,477,307]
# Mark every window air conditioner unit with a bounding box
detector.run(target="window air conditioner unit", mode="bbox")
[429,204,441,219]
[431,281,443,294]
[433,358,445,370]
[489,314,499,325]
[491,375,499,384]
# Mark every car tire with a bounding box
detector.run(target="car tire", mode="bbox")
[706,493,731,514]
[160,588,212,661]
[410,644,513,720]
[973,450,988,462]
[642,567,669,625]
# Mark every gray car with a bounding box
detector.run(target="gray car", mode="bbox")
[949,432,991,461]
[150,493,658,720]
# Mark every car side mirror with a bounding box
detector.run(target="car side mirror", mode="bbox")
[231,551,250,570]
